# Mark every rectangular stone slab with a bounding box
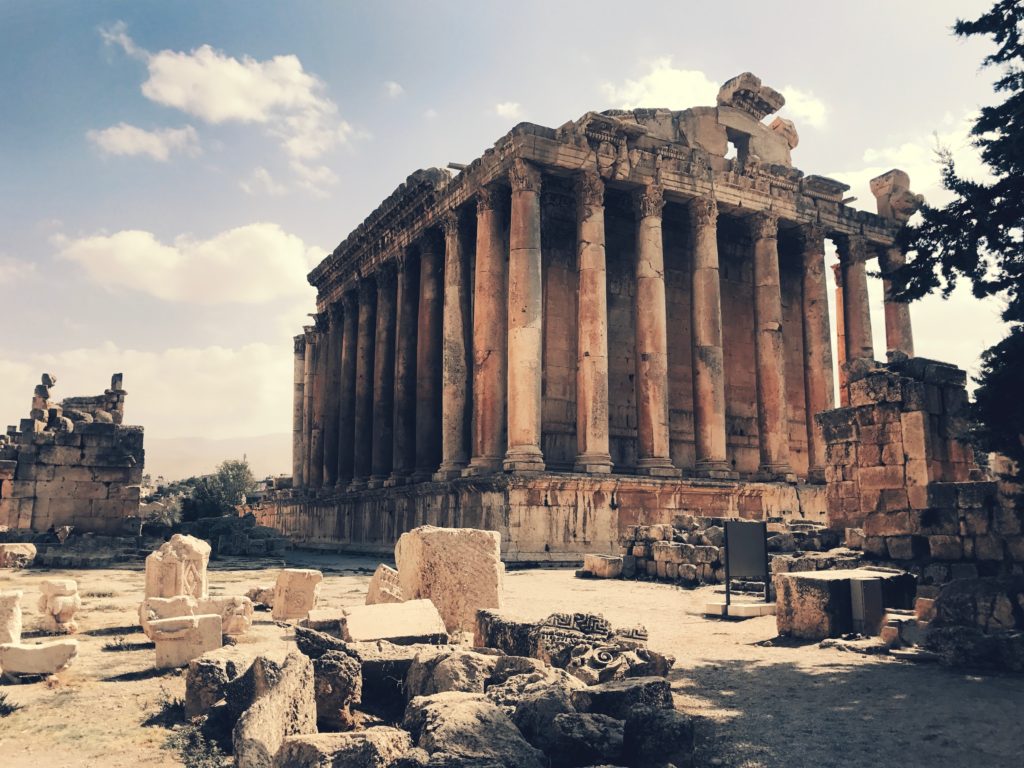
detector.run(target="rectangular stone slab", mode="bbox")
[339,599,449,645]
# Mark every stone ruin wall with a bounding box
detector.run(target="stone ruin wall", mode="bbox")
[819,358,1023,585]
[0,373,145,535]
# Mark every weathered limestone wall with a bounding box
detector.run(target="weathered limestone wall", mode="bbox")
[819,358,1023,583]
[254,475,825,562]
[0,374,144,534]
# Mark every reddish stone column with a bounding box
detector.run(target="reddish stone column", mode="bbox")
[750,212,795,481]
[573,171,612,474]
[413,236,443,481]
[302,326,315,487]
[349,278,376,490]
[336,291,358,486]
[689,196,731,478]
[292,334,306,487]
[308,313,328,489]
[504,159,545,473]
[633,185,678,477]
[435,211,471,479]
[321,303,342,488]
[466,187,507,476]
[389,252,419,485]
[836,234,874,362]
[832,263,848,407]
[879,246,915,359]
[800,224,836,483]
[369,265,397,488]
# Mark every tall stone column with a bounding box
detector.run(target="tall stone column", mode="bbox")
[435,211,471,479]
[504,159,545,473]
[836,234,874,362]
[369,265,397,488]
[308,313,328,489]
[689,196,731,478]
[389,253,419,484]
[800,224,836,483]
[349,278,377,490]
[879,246,915,359]
[292,334,306,487]
[302,326,315,487]
[750,212,795,481]
[413,236,443,481]
[573,171,612,474]
[336,291,358,486]
[632,184,678,477]
[321,303,342,488]
[466,187,507,475]
[832,263,848,407]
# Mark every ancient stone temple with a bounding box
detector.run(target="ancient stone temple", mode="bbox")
[258,72,921,560]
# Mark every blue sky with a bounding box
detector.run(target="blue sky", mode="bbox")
[0,1,1007,477]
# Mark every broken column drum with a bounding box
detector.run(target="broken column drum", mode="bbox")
[273,71,922,557]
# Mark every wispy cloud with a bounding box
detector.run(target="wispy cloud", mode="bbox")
[384,80,404,98]
[495,101,522,119]
[780,85,827,129]
[87,123,200,161]
[601,58,718,109]
[239,167,288,197]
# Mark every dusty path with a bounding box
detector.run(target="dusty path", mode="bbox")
[1,553,1020,768]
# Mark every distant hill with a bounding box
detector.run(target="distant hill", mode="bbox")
[145,432,291,481]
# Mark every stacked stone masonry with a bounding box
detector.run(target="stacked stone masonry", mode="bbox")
[818,359,1023,585]
[0,373,144,534]
[267,72,922,556]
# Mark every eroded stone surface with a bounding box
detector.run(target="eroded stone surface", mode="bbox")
[150,613,222,669]
[275,728,412,768]
[0,589,23,644]
[0,638,78,677]
[366,563,404,605]
[272,569,323,621]
[339,599,448,645]
[144,534,210,600]
[312,649,362,731]
[37,578,81,634]
[0,543,36,569]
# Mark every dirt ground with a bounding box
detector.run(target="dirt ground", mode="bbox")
[1,552,1021,768]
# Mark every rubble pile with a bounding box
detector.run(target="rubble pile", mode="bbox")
[176,513,289,559]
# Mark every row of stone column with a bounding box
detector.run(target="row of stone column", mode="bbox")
[293,159,914,489]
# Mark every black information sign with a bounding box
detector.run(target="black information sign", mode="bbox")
[724,520,770,605]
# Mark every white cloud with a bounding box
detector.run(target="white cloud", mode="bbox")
[601,58,718,110]
[240,166,288,196]
[384,80,404,98]
[0,341,293,443]
[101,23,350,191]
[0,255,36,284]
[55,223,323,305]
[495,102,522,119]
[87,122,200,161]
[779,85,827,129]
[289,160,339,196]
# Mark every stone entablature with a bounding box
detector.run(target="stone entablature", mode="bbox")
[289,71,924,501]
[0,373,144,534]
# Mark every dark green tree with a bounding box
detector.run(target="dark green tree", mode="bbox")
[180,458,257,521]
[895,0,1024,465]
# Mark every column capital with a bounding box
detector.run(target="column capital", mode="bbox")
[634,184,665,219]
[476,185,499,214]
[440,208,460,235]
[798,222,827,248]
[312,311,329,333]
[689,195,718,228]
[749,211,779,241]
[509,158,542,193]
[834,233,869,264]
[395,246,414,271]
[293,334,306,355]
[576,170,605,211]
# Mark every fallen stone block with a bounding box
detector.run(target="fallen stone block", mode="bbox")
[225,654,287,723]
[339,599,449,645]
[233,651,317,768]
[0,543,36,569]
[272,569,323,621]
[582,554,624,579]
[403,691,545,768]
[512,684,578,754]
[246,585,275,608]
[366,563,404,605]
[570,676,673,720]
[405,648,501,699]
[529,612,614,667]
[0,638,78,678]
[185,645,288,719]
[0,589,23,644]
[395,525,503,634]
[150,613,222,669]
[549,712,624,766]
[623,706,696,768]
[302,607,345,635]
[144,534,210,599]
[924,625,1024,672]
[312,649,362,731]
[139,595,198,639]
[474,609,534,657]
[275,728,412,768]
[37,578,81,634]
[199,595,254,637]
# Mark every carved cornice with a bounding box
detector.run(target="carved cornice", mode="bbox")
[689,196,717,229]
[749,211,779,241]
[634,184,665,219]
[293,335,306,355]
[509,158,542,193]
[576,171,604,212]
